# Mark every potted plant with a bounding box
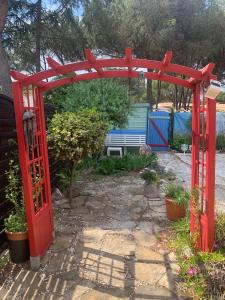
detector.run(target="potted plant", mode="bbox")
[141,168,159,197]
[165,183,189,221]
[4,161,29,263]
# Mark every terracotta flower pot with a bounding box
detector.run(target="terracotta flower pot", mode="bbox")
[165,197,186,221]
[5,230,29,263]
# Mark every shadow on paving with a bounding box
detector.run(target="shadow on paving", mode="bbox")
[0,174,178,299]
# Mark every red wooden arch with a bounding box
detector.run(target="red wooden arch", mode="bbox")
[11,48,217,269]
[11,48,216,91]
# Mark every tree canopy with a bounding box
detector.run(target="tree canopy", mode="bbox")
[46,79,130,127]
[0,0,225,108]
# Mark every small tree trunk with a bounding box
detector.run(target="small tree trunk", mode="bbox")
[0,0,12,97]
[156,80,161,110]
[35,0,42,72]
[174,85,178,110]
[69,161,76,205]
[147,70,153,110]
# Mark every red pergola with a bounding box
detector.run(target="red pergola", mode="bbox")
[11,48,217,269]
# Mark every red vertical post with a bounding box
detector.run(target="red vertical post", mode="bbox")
[12,82,39,258]
[204,98,216,251]
[190,84,200,237]
[37,89,54,230]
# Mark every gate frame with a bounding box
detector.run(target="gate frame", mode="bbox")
[148,111,170,149]
[11,48,217,268]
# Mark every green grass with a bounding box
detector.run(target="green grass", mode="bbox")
[169,217,225,299]
[96,153,158,175]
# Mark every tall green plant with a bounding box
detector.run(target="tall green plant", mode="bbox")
[48,109,109,203]
[4,160,26,232]
[5,161,23,216]
[165,183,190,209]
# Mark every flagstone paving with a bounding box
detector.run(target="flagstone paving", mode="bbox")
[0,174,179,299]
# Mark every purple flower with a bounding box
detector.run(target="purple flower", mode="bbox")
[213,242,220,250]
[187,266,197,277]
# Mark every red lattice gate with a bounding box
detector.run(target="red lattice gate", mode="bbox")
[13,82,53,269]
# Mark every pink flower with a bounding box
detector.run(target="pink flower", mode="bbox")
[213,242,220,250]
[187,266,197,277]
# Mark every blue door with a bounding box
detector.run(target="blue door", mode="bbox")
[147,111,170,151]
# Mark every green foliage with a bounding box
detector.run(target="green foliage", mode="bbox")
[56,170,71,192]
[96,153,158,175]
[5,161,22,215]
[216,134,225,152]
[165,183,190,208]
[46,79,130,128]
[165,183,183,199]
[0,252,9,270]
[170,134,192,152]
[4,160,26,233]
[169,215,225,300]
[48,109,109,163]
[217,92,225,103]
[4,209,26,233]
[140,169,158,184]
[215,213,225,246]
[48,109,109,202]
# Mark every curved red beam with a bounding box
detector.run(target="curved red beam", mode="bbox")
[10,48,216,91]
[40,70,192,92]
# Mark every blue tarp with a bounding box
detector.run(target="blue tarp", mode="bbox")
[173,112,191,135]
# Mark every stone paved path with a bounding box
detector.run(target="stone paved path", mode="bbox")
[0,174,178,299]
[158,152,225,213]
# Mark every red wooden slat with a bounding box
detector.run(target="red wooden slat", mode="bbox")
[10,48,216,88]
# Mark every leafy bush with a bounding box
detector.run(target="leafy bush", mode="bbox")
[216,134,225,152]
[4,209,26,233]
[4,161,26,233]
[165,183,189,208]
[96,153,158,175]
[215,213,225,247]
[46,79,130,128]
[48,109,109,202]
[170,134,192,152]
[140,169,158,184]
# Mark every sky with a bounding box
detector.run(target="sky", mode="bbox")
[44,0,83,16]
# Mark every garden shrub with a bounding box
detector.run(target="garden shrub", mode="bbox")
[45,79,130,128]
[216,134,225,152]
[170,134,192,152]
[140,168,158,184]
[96,153,158,175]
[48,109,109,202]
